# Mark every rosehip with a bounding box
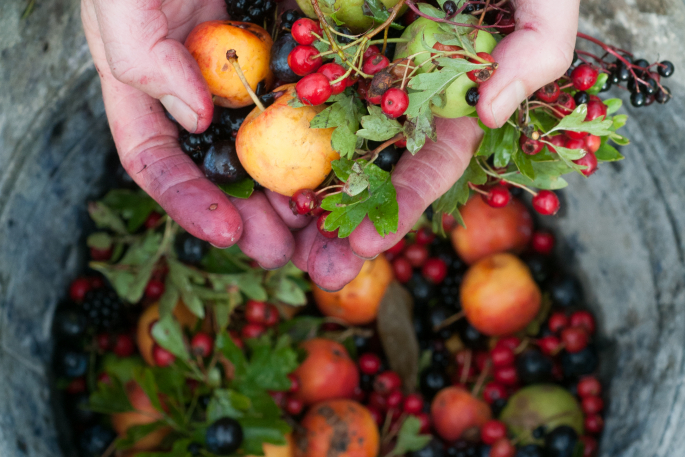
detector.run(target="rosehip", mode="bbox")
[531,231,555,255]
[578,377,602,398]
[290,188,318,215]
[483,185,511,207]
[422,258,448,284]
[291,18,322,46]
[570,310,596,335]
[358,353,382,375]
[404,244,429,268]
[288,45,322,75]
[296,73,332,106]
[381,88,409,118]
[362,54,390,75]
[467,52,496,83]
[561,326,589,353]
[574,150,598,177]
[152,344,176,367]
[317,212,339,238]
[532,190,560,216]
[536,82,561,103]
[548,312,569,333]
[581,396,604,415]
[392,257,413,283]
[402,394,424,414]
[481,420,508,445]
[69,277,92,302]
[520,133,544,155]
[191,332,214,358]
[318,62,348,95]
[571,64,599,91]
[374,371,402,395]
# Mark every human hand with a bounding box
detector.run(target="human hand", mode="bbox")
[291,0,580,290]
[80,0,306,269]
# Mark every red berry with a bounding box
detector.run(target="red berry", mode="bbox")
[66,377,86,394]
[584,414,604,434]
[496,337,521,351]
[113,334,135,358]
[402,394,424,414]
[288,374,300,393]
[263,304,280,327]
[531,231,555,255]
[483,382,508,404]
[318,62,348,95]
[581,396,604,415]
[392,257,413,283]
[580,435,598,457]
[566,130,589,140]
[241,323,266,339]
[422,258,448,284]
[69,277,92,302]
[368,406,384,426]
[561,326,589,353]
[359,353,382,375]
[368,391,388,411]
[548,312,569,333]
[585,99,607,121]
[404,7,421,25]
[97,372,112,385]
[90,247,113,261]
[415,412,431,433]
[538,335,562,356]
[229,330,244,349]
[547,134,567,154]
[363,45,381,60]
[285,396,305,415]
[386,390,404,409]
[288,45,322,75]
[152,344,176,367]
[496,14,516,34]
[374,371,402,395]
[352,385,366,402]
[404,244,429,268]
[144,211,163,229]
[96,333,111,351]
[493,366,518,386]
[289,189,318,215]
[296,73,332,106]
[362,54,390,75]
[190,332,214,358]
[90,276,105,289]
[480,420,508,445]
[381,88,409,119]
[270,391,286,407]
[317,212,339,238]
[570,311,596,335]
[520,133,544,155]
[532,190,560,216]
[555,93,577,117]
[475,350,490,372]
[490,345,515,368]
[584,134,601,153]
[415,227,435,245]
[395,136,407,148]
[291,18,322,45]
[483,185,511,208]
[387,239,406,255]
[367,92,382,105]
[574,151,598,177]
[577,377,602,398]
[536,82,561,103]
[467,52,496,83]
[144,279,165,301]
[489,438,516,457]
[571,64,599,91]
[245,300,268,325]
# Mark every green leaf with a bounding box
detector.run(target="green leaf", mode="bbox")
[151,314,191,362]
[239,417,291,455]
[611,114,628,131]
[406,69,461,118]
[604,98,623,115]
[168,260,205,319]
[117,422,167,450]
[553,145,586,161]
[431,157,487,227]
[88,377,133,414]
[278,317,323,343]
[404,103,437,154]
[88,202,129,235]
[362,0,404,29]
[87,232,113,250]
[101,353,144,384]
[512,149,536,180]
[609,132,630,146]
[218,179,255,199]
[545,104,613,136]
[331,125,359,158]
[267,270,308,306]
[101,189,160,232]
[322,159,399,237]
[287,97,306,108]
[434,57,486,73]
[357,105,403,141]
[244,335,299,392]
[586,72,609,95]
[216,331,248,378]
[207,389,252,422]
[134,368,164,413]
[159,281,180,318]
[595,142,624,162]
[477,121,519,168]
[391,416,432,455]
[311,94,364,159]
[417,2,446,18]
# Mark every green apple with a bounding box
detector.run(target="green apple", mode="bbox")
[500,384,584,445]
[296,0,406,34]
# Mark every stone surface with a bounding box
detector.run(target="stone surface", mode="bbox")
[0,0,684,456]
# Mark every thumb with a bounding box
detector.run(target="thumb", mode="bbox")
[476,0,580,128]
[91,0,215,133]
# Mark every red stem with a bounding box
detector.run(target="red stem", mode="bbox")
[405,0,498,30]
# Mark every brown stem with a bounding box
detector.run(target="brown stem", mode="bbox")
[459,350,473,385]
[226,50,265,111]
[360,134,405,162]
[434,310,465,331]
[471,360,491,397]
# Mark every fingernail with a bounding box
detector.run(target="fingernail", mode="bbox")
[353,251,379,261]
[160,95,198,133]
[490,80,527,127]
[209,242,228,249]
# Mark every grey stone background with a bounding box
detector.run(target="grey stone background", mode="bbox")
[0,0,683,456]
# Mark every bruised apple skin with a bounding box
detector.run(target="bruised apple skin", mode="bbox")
[451,196,533,265]
[296,0,406,33]
[136,302,199,366]
[112,381,170,451]
[292,338,359,406]
[431,387,492,441]
[236,84,339,196]
[312,256,393,325]
[295,399,380,457]
[185,21,274,108]
[460,253,542,336]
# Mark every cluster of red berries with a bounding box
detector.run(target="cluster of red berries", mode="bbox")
[239,299,281,339]
[269,374,306,416]
[289,188,339,238]
[538,310,596,356]
[385,229,447,284]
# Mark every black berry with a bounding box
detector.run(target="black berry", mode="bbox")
[409,439,445,457]
[82,288,123,331]
[548,275,582,308]
[573,91,589,105]
[630,90,646,107]
[658,60,674,78]
[55,349,88,378]
[443,1,458,16]
[225,0,276,24]
[465,87,480,106]
[175,232,210,264]
[543,426,578,457]
[271,34,301,83]
[374,145,402,172]
[219,106,254,136]
[52,306,88,342]
[200,140,248,185]
[420,365,450,400]
[79,425,116,457]
[656,87,671,104]
[560,345,598,378]
[206,417,244,455]
[516,349,553,385]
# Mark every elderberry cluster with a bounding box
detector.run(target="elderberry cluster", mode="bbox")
[606,58,673,107]
[224,0,276,25]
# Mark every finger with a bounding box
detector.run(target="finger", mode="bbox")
[229,193,295,270]
[476,0,580,128]
[349,117,482,259]
[307,235,365,292]
[82,3,243,248]
[292,221,320,272]
[264,190,313,230]
[90,0,227,132]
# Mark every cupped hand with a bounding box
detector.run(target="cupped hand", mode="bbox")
[291,0,580,291]
[81,0,304,269]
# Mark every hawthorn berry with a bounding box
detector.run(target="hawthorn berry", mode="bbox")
[422,258,448,284]
[367,391,388,411]
[285,396,304,415]
[381,88,409,118]
[69,277,92,302]
[584,134,601,153]
[291,18,322,46]
[288,374,300,393]
[362,54,390,75]
[536,82,561,103]
[555,93,577,117]
[318,62,348,95]
[402,394,424,414]
[367,406,384,426]
[467,52,496,83]
[483,382,508,404]
[547,135,567,154]
[289,188,318,215]
[363,45,381,60]
[532,190,560,216]
[245,300,269,325]
[538,335,562,356]
[570,310,596,335]
[566,130,589,140]
[520,134,544,155]
[494,366,518,385]
[577,377,602,398]
[144,211,163,229]
[358,353,382,375]
[90,247,113,261]
[386,390,404,409]
[490,438,516,457]
[152,344,176,367]
[584,414,604,434]
[415,412,431,433]
[288,45,322,76]
[144,279,165,301]
[392,257,414,283]
[374,371,402,395]
[296,73,332,106]
[496,336,521,351]
[561,327,589,353]
[386,239,406,255]
[585,99,607,121]
[532,231,555,255]
[579,435,598,457]
[548,312,569,333]
[581,396,604,415]
[404,244,429,268]
[481,420,508,445]
[113,334,136,358]
[571,64,599,91]
[415,227,436,245]
[263,304,279,327]
[574,150,598,177]
[491,345,515,368]
[241,323,266,339]
[483,185,511,208]
[317,212,339,238]
[191,333,214,358]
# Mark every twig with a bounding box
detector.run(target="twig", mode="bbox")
[434,310,465,331]
[226,50,265,111]
[471,360,491,397]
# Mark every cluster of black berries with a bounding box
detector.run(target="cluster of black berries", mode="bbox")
[609,58,673,107]
[225,0,277,24]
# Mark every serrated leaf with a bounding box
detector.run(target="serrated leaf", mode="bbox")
[586,72,609,95]
[604,98,622,115]
[357,105,403,141]
[512,150,536,179]
[417,2,446,18]
[88,202,128,235]
[218,179,254,199]
[595,142,624,162]
[311,94,363,159]
[477,121,519,169]
[554,145,586,161]
[331,125,359,158]
[408,69,461,91]
[434,57,486,73]
[405,104,437,154]
[207,389,252,422]
[611,114,628,131]
[432,157,486,219]
[117,422,167,450]
[239,417,291,455]
[344,172,370,196]
[391,416,432,455]
[216,331,248,377]
[87,232,113,250]
[88,377,133,414]
[546,104,613,136]
[168,260,205,319]
[151,314,190,362]
[406,72,461,118]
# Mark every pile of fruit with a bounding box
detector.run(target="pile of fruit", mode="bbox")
[54,172,605,457]
[173,0,672,239]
